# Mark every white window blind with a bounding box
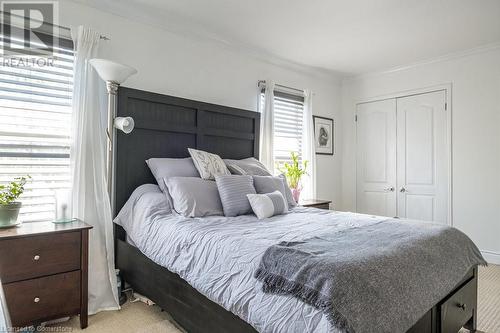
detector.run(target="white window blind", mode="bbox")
[260,90,305,174]
[0,33,74,222]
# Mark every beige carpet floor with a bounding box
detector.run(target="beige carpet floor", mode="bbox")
[50,265,500,333]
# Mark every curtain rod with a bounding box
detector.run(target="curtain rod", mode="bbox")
[258,80,315,97]
[258,80,304,94]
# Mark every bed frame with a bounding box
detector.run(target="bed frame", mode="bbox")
[114,87,478,333]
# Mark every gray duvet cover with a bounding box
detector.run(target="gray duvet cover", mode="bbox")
[115,185,485,333]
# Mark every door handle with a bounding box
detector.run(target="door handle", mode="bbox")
[384,187,395,192]
[399,187,407,193]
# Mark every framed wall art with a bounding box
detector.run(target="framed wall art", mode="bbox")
[313,116,334,155]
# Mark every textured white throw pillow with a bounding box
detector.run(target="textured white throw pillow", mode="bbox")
[247,191,288,219]
[188,148,230,180]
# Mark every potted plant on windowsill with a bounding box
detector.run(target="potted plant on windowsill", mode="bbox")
[0,176,30,228]
[278,152,308,203]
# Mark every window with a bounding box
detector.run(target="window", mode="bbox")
[260,90,305,174]
[0,29,74,222]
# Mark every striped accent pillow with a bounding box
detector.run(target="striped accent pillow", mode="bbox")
[215,175,256,217]
[247,191,288,219]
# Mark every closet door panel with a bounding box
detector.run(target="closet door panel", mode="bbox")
[396,91,448,223]
[405,106,434,184]
[356,99,397,217]
[406,195,434,222]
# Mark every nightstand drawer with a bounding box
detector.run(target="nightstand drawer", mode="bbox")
[440,278,476,333]
[0,232,81,283]
[3,270,80,327]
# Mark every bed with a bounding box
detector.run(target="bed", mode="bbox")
[114,87,482,333]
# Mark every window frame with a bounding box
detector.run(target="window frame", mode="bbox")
[260,88,305,174]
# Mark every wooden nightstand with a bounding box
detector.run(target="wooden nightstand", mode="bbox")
[0,220,92,329]
[300,199,332,210]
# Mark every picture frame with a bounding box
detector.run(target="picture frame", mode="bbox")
[313,116,334,155]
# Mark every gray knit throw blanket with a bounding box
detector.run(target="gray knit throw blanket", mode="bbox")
[255,219,486,333]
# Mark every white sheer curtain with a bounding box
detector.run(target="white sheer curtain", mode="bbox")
[302,89,316,199]
[259,81,275,171]
[70,26,120,314]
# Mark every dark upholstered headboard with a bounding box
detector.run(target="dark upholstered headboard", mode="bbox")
[115,87,260,213]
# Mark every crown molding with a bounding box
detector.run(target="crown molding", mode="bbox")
[344,42,500,83]
[69,0,500,85]
[68,0,343,84]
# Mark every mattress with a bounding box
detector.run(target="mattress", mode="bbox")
[114,185,387,333]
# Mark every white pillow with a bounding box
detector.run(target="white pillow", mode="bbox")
[188,148,230,180]
[247,191,288,219]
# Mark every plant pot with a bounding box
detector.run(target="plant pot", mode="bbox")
[0,202,22,228]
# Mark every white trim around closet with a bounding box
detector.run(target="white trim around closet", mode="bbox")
[354,83,453,226]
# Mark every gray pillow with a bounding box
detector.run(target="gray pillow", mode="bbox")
[247,191,288,219]
[114,184,171,233]
[164,177,223,217]
[252,175,291,209]
[223,157,272,176]
[215,175,256,217]
[278,174,297,208]
[146,157,200,192]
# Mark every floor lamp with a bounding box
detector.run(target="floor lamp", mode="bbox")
[89,59,137,210]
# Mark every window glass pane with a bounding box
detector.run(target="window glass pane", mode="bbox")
[0,39,74,222]
[260,92,304,175]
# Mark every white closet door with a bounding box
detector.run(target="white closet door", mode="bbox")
[356,99,397,217]
[396,91,448,223]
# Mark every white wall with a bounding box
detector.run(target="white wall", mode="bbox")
[60,1,343,206]
[341,47,500,263]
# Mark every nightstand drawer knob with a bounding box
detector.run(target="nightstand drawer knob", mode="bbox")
[34,297,40,303]
[33,255,40,261]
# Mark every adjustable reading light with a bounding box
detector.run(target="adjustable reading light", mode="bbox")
[114,117,134,134]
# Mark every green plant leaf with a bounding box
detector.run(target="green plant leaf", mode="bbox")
[278,152,308,189]
[0,175,31,205]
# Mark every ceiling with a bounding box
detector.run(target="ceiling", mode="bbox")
[74,0,500,76]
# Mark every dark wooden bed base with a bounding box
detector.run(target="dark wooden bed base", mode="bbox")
[114,87,478,333]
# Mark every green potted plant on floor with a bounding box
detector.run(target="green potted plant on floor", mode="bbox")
[0,176,30,228]
[278,152,308,202]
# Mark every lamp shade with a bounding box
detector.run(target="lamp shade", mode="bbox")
[114,117,134,134]
[89,59,137,84]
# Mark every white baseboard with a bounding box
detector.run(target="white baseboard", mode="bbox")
[481,250,500,265]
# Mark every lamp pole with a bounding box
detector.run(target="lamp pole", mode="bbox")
[105,81,119,203]
[89,59,137,213]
